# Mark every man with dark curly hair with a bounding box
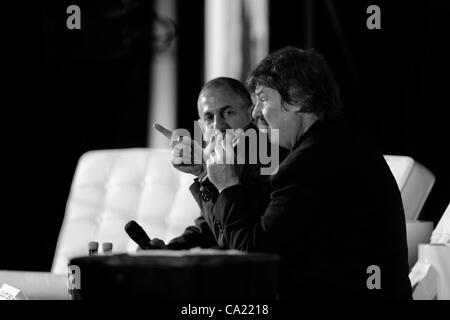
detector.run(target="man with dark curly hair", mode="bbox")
[205,47,412,299]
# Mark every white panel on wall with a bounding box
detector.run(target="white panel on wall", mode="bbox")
[205,0,269,82]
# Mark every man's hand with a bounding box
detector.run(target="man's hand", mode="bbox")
[153,123,206,177]
[136,238,168,250]
[205,133,243,193]
[150,238,168,249]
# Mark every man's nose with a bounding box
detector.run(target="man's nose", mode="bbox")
[252,101,262,120]
[213,115,226,131]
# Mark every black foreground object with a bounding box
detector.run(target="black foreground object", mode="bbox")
[69,251,280,300]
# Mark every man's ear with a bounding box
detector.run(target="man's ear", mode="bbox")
[198,118,205,132]
[292,104,303,113]
[247,105,254,120]
[281,100,302,113]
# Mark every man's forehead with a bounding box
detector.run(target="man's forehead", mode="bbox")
[198,87,243,110]
[254,85,273,95]
[199,95,216,104]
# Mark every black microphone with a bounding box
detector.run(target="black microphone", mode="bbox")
[124,220,154,250]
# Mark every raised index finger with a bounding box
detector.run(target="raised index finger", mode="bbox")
[153,123,173,140]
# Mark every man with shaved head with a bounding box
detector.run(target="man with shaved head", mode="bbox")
[153,77,283,250]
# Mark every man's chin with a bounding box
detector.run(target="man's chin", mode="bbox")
[256,121,270,132]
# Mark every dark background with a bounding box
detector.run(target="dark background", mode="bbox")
[2,0,449,271]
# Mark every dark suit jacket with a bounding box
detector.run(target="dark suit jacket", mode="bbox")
[167,123,287,250]
[210,118,412,299]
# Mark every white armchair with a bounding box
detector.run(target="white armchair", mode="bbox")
[0,151,437,299]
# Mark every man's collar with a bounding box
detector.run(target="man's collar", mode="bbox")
[292,117,342,150]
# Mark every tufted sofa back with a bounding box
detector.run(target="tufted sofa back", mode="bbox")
[51,148,200,274]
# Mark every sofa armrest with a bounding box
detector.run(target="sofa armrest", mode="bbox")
[406,221,434,270]
[0,270,69,300]
[409,262,438,300]
[417,243,450,299]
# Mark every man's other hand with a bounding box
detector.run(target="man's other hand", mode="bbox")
[150,238,168,249]
[153,123,206,177]
[171,136,205,177]
[136,238,168,251]
[205,133,242,193]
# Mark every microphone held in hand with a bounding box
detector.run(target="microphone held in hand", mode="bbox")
[124,220,154,250]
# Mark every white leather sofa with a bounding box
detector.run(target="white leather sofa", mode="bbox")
[1,149,201,299]
[52,148,201,275]
[0,150,437,299]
